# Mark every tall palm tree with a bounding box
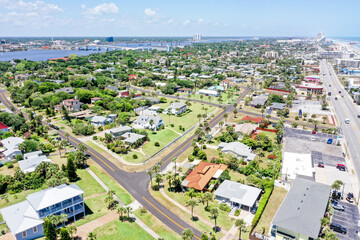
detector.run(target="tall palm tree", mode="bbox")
[186,199,198,220]
[235,219,246,240]
[203,192,214,208]
[147,170,153,187]
[172,158,177,175]
[182,229,194,240]
[210,206,219,232]
[117,206,126,221]
[125,206,133,219]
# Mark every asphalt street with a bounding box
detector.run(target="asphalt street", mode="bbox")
[0,85,253,239]
[320,61,360,184]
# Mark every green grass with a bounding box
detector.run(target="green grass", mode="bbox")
[93,219,155,240]
[0,189,39,209]
[163,182,233,232]
[76,169,106,197]
[75,194,111,227]
[142,129,179,156]
[89,165,134,205]
[134,209,180,240]
[150,187,224,239]
[122,151,147,163]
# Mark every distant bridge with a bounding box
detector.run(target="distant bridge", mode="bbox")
[69,44,172,52]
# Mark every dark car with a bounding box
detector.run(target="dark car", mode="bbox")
[357,114,360,118]
[331,203,345,211]
[330,223,347,234]
[54,126,59,130]
[318,162,325,168]
[327,139,333,144]
[337,164,346,171]
[339,91,342,93]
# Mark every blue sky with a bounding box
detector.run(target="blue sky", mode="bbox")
[0,0,359,37]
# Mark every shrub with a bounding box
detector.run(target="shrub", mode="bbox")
[154,142,160,147]
[132,154,138,159]
[98,126,103,131]
[140,207,147,214]
[219,203,231,212]
[188,155,195,162]
[202,145,207,150]
[93,136,98,140]
[235,209,241,216]
[252,187,274,227]
[115,147,121,154]
[16,154,23,162]
[170,123,174,127]
[6,162,14,168]
[152,185,160,191]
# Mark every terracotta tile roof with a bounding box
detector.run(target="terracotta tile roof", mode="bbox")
[241,116,264,123]
[183,162,228,191]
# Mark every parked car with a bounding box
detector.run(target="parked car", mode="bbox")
[318,162,325,168]
[337,164,346,171]
[312,131,316,134]
[331,203,345,211]
[357,114,360,118]
[330,223,347,234]
[327,139,333,144]
[339,91,342,94]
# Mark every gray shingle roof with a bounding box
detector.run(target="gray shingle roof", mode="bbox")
[214,180,261,207]
[26,184,84,211]
[218,142,256,161]
[272,176,331,239]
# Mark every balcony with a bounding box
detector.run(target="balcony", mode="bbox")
[73,196,83,204]
[50,205,62,213]
[38,210,50,218]
[62,200,72,208]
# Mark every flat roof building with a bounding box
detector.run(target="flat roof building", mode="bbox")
[282,152,314,181]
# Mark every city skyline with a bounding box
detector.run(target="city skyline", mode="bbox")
[1,0,360,37]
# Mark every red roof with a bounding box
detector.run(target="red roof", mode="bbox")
[49,57,70,61]
[241,116,264,123]
[0,121,8,130]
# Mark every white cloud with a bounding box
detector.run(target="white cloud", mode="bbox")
[82,3,119,18]
[144,8,156,18]
[1,0,63,12]
[183,20,190,25]
[197,18,204,23]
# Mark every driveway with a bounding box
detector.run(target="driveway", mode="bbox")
[331,201,360,240]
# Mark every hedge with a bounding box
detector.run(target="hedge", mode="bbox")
[252,186,274,227]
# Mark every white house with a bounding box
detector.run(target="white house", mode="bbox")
[166,102,187,115]
[90,116,113,127]
[0,137,24,163]
[197,89,219,97]
[218,142,256,162]
[19,151,52,173]
[133,115,164,130]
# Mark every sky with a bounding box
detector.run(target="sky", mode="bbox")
[0,0,359,37]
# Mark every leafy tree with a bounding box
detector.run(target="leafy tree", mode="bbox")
[59,227,71,240]
[66,157,77,182]
[182,228,194,240]
[43,219,57,240]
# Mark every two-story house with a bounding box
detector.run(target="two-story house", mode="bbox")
[0,184,85,240]
[166,102,187,115]
[133,115,164,130]
[54,99,83,112]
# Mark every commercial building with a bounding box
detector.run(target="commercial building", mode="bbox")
[193,34,202,41]
[336,59,360,68]
[271,176,330,240]
[264,51,279,59]
[281,152,314,181]
[0,184,85,240]
[214,180,261,211]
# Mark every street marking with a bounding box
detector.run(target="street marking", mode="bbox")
[142,197,201,240]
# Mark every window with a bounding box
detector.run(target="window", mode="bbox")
[33,226,38,233]
[22,231,27,237]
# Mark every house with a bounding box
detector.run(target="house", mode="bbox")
[105,85,119,92]
[109,126,132,138]
[54,87,74,94]
[90,116,113,127]
[147,106,162,115]
[90,97,102,104]
[269,102,286,111]
[241,116,264,123]
[214,180,261,211]
[0,137,24,163]
[0,184,85,240]
[0,121,9,132]
[197,89,219,97]
[55,99,83,112]
[282,152,314,181]
[250,95,268,108]
[181,162,228,191]
[68,110,95,120]
[177,88,193,94]
[233,123,258,135]
[19,151,52,173]
[133,115,164,130]
[271,176,331,240]
[120,132,145,145]
[119,90,130,97]
[166,102,187,115]
[218,142,256,162]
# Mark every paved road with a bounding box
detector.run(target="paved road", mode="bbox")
[0,86,252,239]
[320,61,360,184]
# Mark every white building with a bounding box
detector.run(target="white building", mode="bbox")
[0,137,24,162]
[197,89,219,97]
[348,78,360,89]
[19,151,52,173]
[193,34,202,41]
[265,51,279,59]
[282,152,314,181]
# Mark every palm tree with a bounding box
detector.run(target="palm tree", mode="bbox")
[117,206,126,221]
[147,170,153,187]
[186,199,198,220]
[235,219,246,240]
[182,228,194,240]
[166,173,173,190]
[197,114,202,124]
[78,143,88,153]
[210,206,219,232]
[219,121,224,132]
[186,188,197,199]
[203,192,214,208]
[87,232,97,240]
[322,116,327,124]
[149,119,154,129]
[223,113,228,122]
[200,95,204,102]
[233,109,238,118]
[65,132,69,142]
[66,225,77,239]
[172,158,177,175]
[125,206,133,219]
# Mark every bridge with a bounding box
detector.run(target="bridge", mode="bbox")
[69,44,172,52]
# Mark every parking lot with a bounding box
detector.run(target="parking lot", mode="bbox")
[284,127,339,146]
[291,98,331,115]
[332,201,360,240]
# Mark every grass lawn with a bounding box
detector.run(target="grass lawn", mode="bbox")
[75,194,111,227]
[163,182,233,232]
[75,169,106,197]
[254,187,288,233]
[160,102,216,132]
[142,129,179,156]
[89,165,134,205]
[122,150,147,164]
[134,209,180,240]
[229,170,248,184]
[93,219,155,240]
[150,187,224,239]
[0,189,39,209]
[0,163,17,176]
